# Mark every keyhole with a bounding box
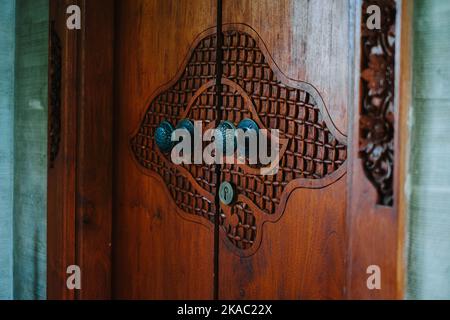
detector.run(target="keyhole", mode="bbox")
[219,181,235,206]
[224,187,229,202]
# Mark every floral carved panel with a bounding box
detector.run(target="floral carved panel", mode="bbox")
[359,0,397,206]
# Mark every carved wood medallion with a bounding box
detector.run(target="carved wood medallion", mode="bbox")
[130,25,347,255]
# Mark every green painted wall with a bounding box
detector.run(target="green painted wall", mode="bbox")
[13,0,48,300]
[0,0,15,300]
[0,0,48,300]
[407,0,450,299]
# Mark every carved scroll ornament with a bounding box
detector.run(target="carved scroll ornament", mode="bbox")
[359,0,397,206]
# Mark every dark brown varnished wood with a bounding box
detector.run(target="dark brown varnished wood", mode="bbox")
[221,0,351,137]
[47,0,114,299]
[75,0,114,299]
[48,0,411,300]
[219,177,347,299]
[216,0,351,299]
[112,0,217,299]
[48,0,79,300]
[346,0,411,299]
[128,25,348,257]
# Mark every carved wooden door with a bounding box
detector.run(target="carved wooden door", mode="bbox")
[113,0,352,299]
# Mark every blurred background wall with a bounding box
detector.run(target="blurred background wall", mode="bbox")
[407,0,450,299]
[0,0,16,301]
[0,0,48,300]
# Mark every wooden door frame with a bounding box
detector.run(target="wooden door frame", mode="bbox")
[47,0,115,299]
[346,0,413,299]
[47,0,413,299]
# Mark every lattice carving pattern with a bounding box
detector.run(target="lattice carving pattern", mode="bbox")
[131,30,347,252]
[222,202,257,250]
[131,34,217,222]
[221,30,347,217]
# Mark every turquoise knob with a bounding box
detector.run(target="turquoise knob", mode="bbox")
[237,118,259,158]
[176,119,194,158]
[237,118,259,133]
[155,120,175,153]
[216,121,236,156]
[176,119,194,135]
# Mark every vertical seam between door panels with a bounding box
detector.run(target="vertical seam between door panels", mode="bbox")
[214,0,223,301]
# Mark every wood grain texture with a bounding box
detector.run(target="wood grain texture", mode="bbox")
[47,0,114,299]
[218,0,350,299]
[395,0,412,300]
[112,0,216,299]
[219,176,347,299]
[75,0,114,299]
[47,0,412,299]
[346,0,410,299]
[47,0,78,300]
[221,0,352,137]
[128,24,348,257]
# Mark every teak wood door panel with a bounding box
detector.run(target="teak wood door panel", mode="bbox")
[114,0,351,299]
[113,0,217,299]
[218,0,350,299]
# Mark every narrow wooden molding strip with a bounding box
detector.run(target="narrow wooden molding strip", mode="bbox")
[47,0,114,299]
[347,0,412,299]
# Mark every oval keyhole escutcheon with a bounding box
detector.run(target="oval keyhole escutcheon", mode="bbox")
[219,181,235,206]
